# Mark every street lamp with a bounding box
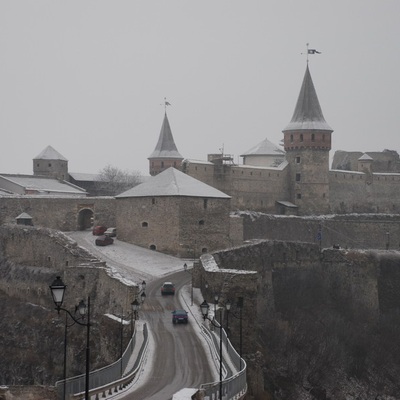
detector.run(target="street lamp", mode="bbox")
[49,276,91,400]
[200,300,223,400]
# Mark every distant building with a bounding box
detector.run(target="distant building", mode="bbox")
[241,137,285,167]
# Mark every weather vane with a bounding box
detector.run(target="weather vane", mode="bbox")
[160,97,171,113]
[301,43,322,63]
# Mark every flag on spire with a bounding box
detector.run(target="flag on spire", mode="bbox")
[308,49,321,54]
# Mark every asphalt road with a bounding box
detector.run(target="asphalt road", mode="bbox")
[67,231,214,400]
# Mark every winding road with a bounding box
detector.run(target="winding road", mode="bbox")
[67,231,215,400]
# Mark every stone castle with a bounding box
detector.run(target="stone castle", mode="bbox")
[150,64,400,216]
[0,63,399,256]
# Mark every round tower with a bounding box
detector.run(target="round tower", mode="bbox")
[282,65,333,215]
[148,112,183,176]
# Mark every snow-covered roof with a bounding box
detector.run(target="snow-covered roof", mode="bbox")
[241,137,285,157]
[358,153,373,161]
[148,113,183,160]
[283,65,333,132]
[33,145,68,161]
[0,174,87,194]
[116,167,230,199]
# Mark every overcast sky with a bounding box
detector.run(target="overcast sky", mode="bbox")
[1,1,399,177]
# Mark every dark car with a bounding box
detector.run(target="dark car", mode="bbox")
[161,282,175,295]
[104,227,117,237]
[92,225,107,236]
[172,309,188,324]
[95,235,114,246]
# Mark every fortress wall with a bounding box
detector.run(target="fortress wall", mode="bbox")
[329,170,400,214]
[0,224,138,315]
[0,197,116,231]
[198,241,400,361]
[238,213,400,250]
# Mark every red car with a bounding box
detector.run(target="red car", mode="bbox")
[92,226,107,236]
[95,235,114,246]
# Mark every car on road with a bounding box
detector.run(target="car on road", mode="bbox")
[92,226,107,236]
[95,235,114,246]
[104,227,117,237]
[172,309,188,324]
[161,282,175,295]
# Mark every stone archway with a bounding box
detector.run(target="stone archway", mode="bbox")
[78,208,94,231]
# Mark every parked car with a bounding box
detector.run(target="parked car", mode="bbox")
[104,227,117,237]
[92,226,107,236]
[172,309,188,324]
[161,282,175,295]
[95,235,114,246]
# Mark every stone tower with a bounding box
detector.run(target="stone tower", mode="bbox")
[148,112,183,176]
[282,65,333,214]
[33,145,69,181]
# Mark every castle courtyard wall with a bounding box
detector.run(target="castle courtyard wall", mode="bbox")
[0,196,116,231]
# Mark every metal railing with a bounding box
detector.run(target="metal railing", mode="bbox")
[199,320,247,400]
[56,323,148,399]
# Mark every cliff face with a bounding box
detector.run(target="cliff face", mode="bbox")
[200,241,400,399]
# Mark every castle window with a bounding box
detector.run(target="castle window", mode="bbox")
[295,156,301,164]
[37,163,40,167]
[142,222,148,227]
[300,134,303,142]
[296,173,301,182]
[152,198,155,204]
[202,248,208,254]
[290,134,294,143]
[199,220,205,226]
[203,199,208,209]
[161,161,164,168]
[250,172,253,176]
[150,244,156,250]
[322,134,325,142]
[311,133,315,142]
[48,163,52,167]
[174,161,176,167]
[195,166,198,171]
[297,193,301,199]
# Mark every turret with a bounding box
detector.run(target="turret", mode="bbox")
[33,145,69,181]
[148,112,183,176]
[282,65,333,214]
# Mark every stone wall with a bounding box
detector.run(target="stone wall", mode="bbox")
[329,170,400,214]
[0,224,140,315]
[238,212,400,250]
[116,196,232,257]
[0,197,116,231]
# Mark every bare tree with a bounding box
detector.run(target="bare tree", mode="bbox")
[95,165,142,196]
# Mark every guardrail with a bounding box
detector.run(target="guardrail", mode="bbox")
[199,320,247,400]
[56,323,148,400]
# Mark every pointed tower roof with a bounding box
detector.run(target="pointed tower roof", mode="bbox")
[148,113,183,160]
[117,167,230,199]
[283,65,332,132]
[33,145,68,161]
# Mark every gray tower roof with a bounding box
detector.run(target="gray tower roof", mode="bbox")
[283,65,333,132]
[241,137,285,157]
[117,167,230,199]
[34,145,68,161]
[148,113,183,160]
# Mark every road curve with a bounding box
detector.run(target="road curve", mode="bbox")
[67,231,214,399]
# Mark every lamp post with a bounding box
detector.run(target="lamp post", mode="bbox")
[49,276,91,400]
[226,297,244,371]
[200,300,223,400]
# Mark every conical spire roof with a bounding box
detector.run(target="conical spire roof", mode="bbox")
[148,113,183,159]
[283,65,332,132]
[33,145,68,161]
